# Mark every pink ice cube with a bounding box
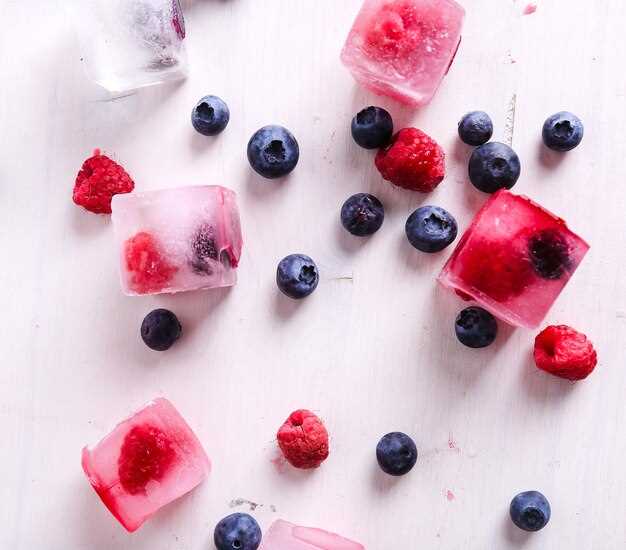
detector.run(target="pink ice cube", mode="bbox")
[260,520,365,550]
[438,190,589,329]
[341,0,465,106]
[111,185,242,296]
[82,398,210,532]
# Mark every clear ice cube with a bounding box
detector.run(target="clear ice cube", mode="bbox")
[68,0,187,93]
[81,398,210,532]
[341,0,465,106]
[260,520,365,550]
[438,190,590,329]
[111,186,243,296]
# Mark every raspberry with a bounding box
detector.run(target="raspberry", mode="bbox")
[124,231,177,294]
[534,325,598,381]
[457,235,532,302]
[375,128,445,192]
[118,425,176,495]
[73,149,134,214]
[276,409,329,469]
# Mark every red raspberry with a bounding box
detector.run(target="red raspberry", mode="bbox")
[73,149,135,214]
[124,232,177,294]
[534,325,598,381]
[457,235,533,302]
[276,409,329,469]
[375,128,445,192]
[118,425,176,495]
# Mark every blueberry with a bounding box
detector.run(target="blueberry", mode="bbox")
[140,309,182,351]
[340,193,385,236]
[455,307,498,348]
[214,513,262,550]
[468,142,521,193]
[528,230,572,280]
[405,206,458,253]
[351,106,394,149]
[458,111,493,146]
[376,432,417,476]
[542,111,583,152]
[191,95,230,136]
[510,491,551,532]
[247,125,299,179]
[276,254,319,299]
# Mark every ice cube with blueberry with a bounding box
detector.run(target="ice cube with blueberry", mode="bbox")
[438,190,589,329]
[81,398,210,532]
[260,520,365,550]
[67,0,187,93]
[111,185,242,296]
[341,0,465,106]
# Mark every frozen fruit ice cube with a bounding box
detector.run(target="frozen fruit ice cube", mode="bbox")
[82,398,210,532]
[260,520,365,550]
[438,190,589,329]
[111,185,243,296]
[341,0,465,106]
[67,0,187,93]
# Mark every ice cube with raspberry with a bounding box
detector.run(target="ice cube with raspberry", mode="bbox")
[111,185,242,295]
[438,190,589,329]
[259,520,364,550]
[341,0,465,106]
[81,398,210,532]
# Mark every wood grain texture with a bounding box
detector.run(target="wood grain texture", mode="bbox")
[1,1,625,548]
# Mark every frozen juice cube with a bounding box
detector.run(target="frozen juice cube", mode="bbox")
[67,0,187,93]
[81,398,210,532]
[260,520,365,550]
[111,185,242,296]
[341,0,465,106]
[438,190,589,329]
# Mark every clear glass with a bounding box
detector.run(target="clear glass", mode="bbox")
[68,0,187,93]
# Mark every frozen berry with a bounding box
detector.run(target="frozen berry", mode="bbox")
[510,491,551,532]
[247,125,299,179]
[340,193,385,236]
[376,432,417,476]
[458,111,493,146]
[276,254,319,299]
[214,513,262,550]
[528,229,572,280]
[405,205,457,253]
[124,231,178,294]
[191,95,230,136]
[190,223,218,275]
[141,309,182,351]
[351,106,393,149]
[542,112,583,152]
[457,236,532,302]
[277,409,329,469]
[73,149,135,214]
[375,128,445,192]
[455,307,498,348]
[534,325,597,380]
[118,425,176,495]
[468,142,520,193]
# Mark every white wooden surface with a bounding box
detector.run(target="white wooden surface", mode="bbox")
[1,1,625,549]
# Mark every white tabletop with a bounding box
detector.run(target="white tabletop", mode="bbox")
[1,1,625,549]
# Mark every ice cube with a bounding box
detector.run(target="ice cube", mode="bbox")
[260,520,365,550]
[67,0,187,93]
[341,0,465,106]
[438,190,589,329]
[111,185,242,296]
[81,398,210,532]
